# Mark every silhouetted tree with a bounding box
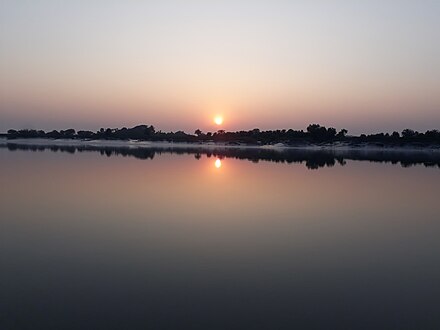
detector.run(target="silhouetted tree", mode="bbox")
[402,129,416,138]
[77,130,94,139]
[336,129,348,138]
[61,129,75,138]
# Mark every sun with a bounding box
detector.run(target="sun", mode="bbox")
[214,116,223,126]
[214,158,222,168]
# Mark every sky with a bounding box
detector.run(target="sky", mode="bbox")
[1,0,439,134]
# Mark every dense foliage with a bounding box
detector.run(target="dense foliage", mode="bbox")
[6,124,440,146]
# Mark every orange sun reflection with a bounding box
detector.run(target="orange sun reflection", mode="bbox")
[214,158,222,168]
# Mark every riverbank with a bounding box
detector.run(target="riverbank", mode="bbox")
[2,137,440,153]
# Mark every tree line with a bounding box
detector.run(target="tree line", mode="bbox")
[6,124,440,145]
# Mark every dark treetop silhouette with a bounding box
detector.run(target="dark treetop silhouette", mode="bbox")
[4,124,440,147]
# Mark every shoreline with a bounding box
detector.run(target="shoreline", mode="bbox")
[1,137,440,153]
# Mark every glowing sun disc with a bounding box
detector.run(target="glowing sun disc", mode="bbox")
[215,159,222,168]
[214,116,223,125]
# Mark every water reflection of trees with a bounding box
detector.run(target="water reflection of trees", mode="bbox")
[3,143,440,169]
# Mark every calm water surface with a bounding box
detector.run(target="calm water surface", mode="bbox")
[1,145,440,329]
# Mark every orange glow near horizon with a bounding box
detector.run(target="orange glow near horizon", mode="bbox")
[1,2,439,134]
[214,159,222,169]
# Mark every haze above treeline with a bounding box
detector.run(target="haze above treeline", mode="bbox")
[1,2,440,134]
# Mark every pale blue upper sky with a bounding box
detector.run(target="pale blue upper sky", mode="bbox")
[1,0,439,133]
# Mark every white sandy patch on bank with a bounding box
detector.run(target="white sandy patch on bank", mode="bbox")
[1,137,439,153]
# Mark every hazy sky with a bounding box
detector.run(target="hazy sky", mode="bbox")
[1,0,439,133]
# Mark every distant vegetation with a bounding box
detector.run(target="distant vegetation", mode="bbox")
[5,124,440,146]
